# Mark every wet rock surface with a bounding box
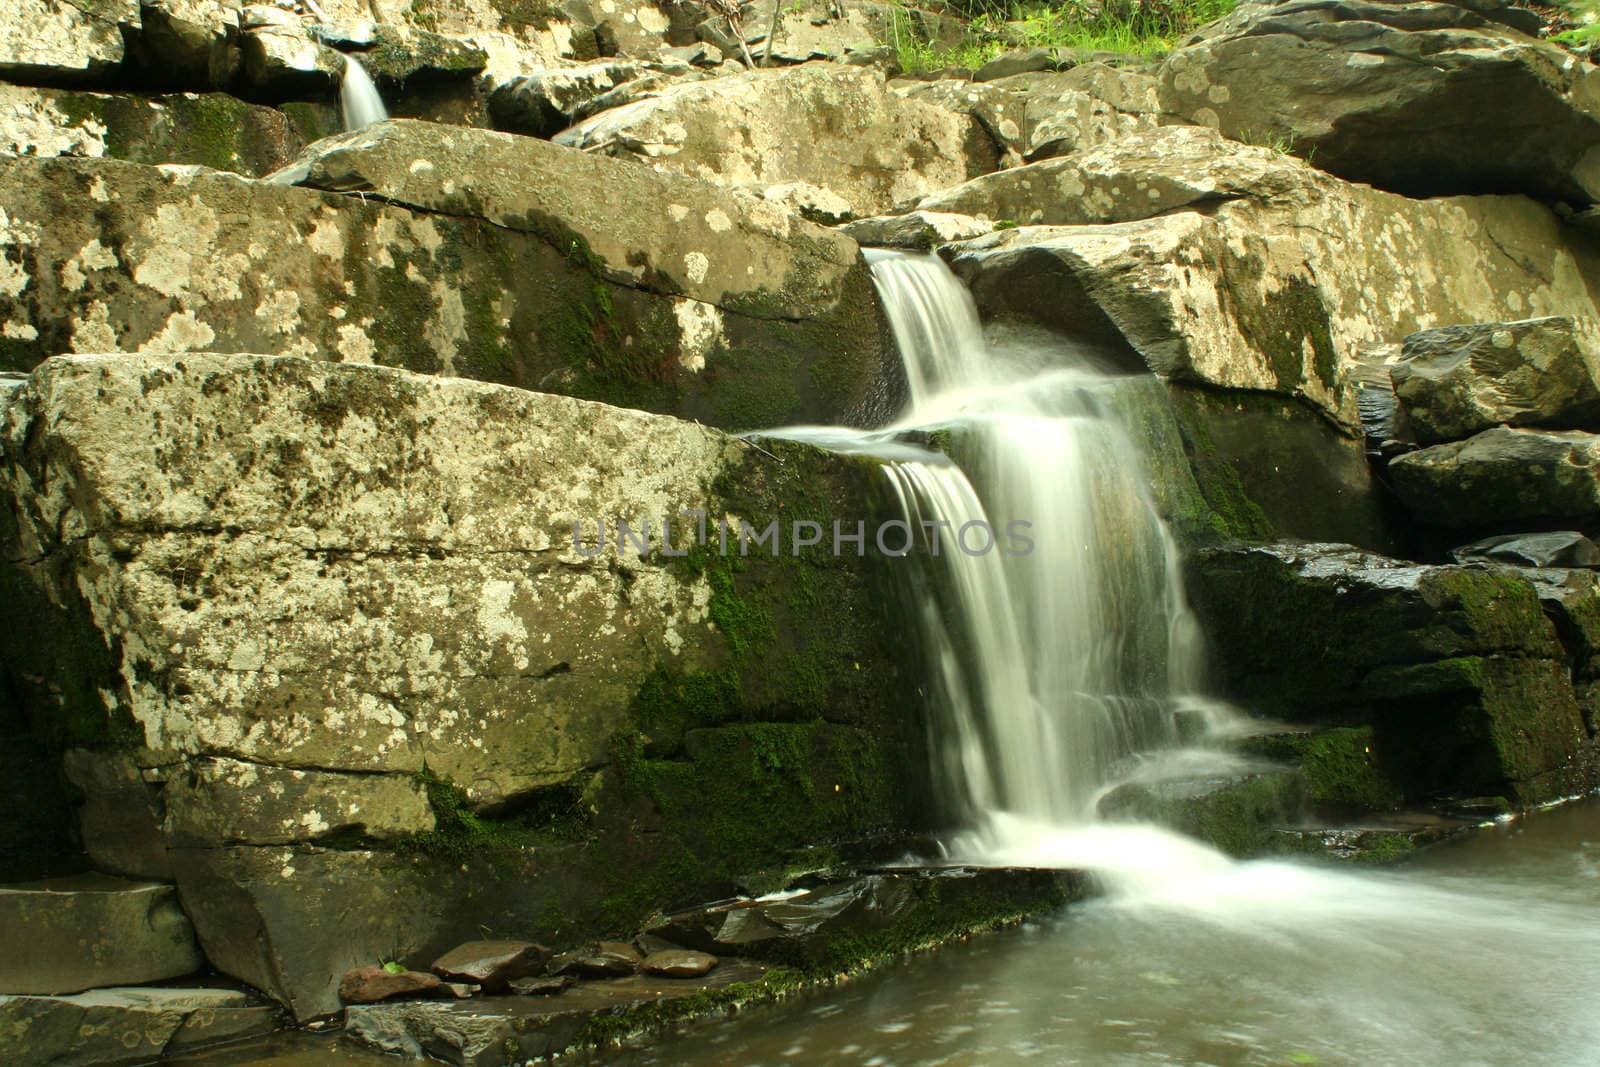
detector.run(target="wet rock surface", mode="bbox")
[339,965,444,1004]
[0,985,282,1067]
[431,941,552,991]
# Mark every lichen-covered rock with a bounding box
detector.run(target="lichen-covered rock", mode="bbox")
[125,0,241,88]
[0,149,886,430]
[1,352,925,1018]
[1391,317,1600,443]
[165,758,437,846]
[840,211,996,250]
[271,118,866,322]
[1388,427,1600,530]
[896,79,1028,162]
[359,24,491,83]
[0,875,203,994]
[487,60,647,137]
[938,127,1600,432]
[0,0,138,86]
[990,62,1166,161]
[553,63,1000,217]
[0,986,282,1067]
[235,21,345,97]
[1158,0,1600,203]
[0,84,309,176]
[1187,542,1596,802]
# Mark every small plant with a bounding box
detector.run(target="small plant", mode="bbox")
[1556,0,1600,46]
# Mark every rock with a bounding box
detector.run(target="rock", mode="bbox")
[1391,317,1600,443]
[507,975,571,996]
[61,749,170,879]
[487,61,647,137]
[651,866,1085,964]
[0,84,310,177]
[441,982,480,998]
[1451,532,1600,569]
[164,758,437,846]
[358,25,490,84]
[936,126,1600,433]
[743,180,856,226]
[1158,0,1600,203]
[550,942,640,978]
[1388,427,1600,530]
[345,961,770,1066]
[1098,768,1308,857]
[2,352,923,1019]
[431,941,551,991]
[236,23,345,97]
[640,949,717,977]
[896,79,1029,161]
[0,145,887,430]
[126,0,241,89]
[973,47,1069,82]
[341,965,445,1004]
[1009,63,1165,161]
[840,211,996,250]
[1187,542,1595,802]
[0,0,138,86]
[553,63,1000,217]
[0,874,203,994]
[564,69,711,123]
[0,986,282,1067]
[270,117,863,322]
[1163,384,1394,552]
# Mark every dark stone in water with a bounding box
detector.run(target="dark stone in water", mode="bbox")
[508,975,572,996]
[339,965,442,1004]
[641,949,719,978]
[431,941,550,992]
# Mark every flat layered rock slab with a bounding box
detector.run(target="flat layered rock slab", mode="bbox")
[345,961,768,1067]
[0,874,203,994]
[0,985,283,1067]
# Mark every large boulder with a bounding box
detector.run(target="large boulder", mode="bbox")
[992,62,1167,161]
[0,84,309,177]
[1158,0,1600,203]
[1188,542,1597,803]
[0,0,138,86]
[487,60,649,137]
[0,352,925,1018]
[0,127,889,431]
[1387,427,1600,531]
[553,63,1001,217]
[937,127,1600,435]
[1390,317,1600,443]
[0,875,203,994]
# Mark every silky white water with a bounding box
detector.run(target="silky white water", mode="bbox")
[781,250,1226,839]
[339,54,388,132]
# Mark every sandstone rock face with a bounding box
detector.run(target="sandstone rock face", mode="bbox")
[0,986,282,1067]
[0,875,203,994]
[1388,427,1600,531]
[1,352,924,1018]
[1391,317,1600,443]
[553,63,1000,216]
[936,127,1600,433]
[1158,0,1600,203]
[1188,542,1597,803]
[0,140,887,430]
[0,0,137,86]
[0,84,308,177]
[61,749,171,879]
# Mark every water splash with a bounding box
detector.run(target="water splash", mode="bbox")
[340,54,388,132]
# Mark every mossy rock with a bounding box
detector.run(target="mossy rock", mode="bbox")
[1241,726,1404,814]
[1098,769,1308,857]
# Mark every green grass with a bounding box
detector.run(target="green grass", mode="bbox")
[887,0,1238,75]
[1556,0,1599,46]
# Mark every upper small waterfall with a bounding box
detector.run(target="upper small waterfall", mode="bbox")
[340,54,388,132]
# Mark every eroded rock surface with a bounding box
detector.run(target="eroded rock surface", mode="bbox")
[1388,427,1600,530]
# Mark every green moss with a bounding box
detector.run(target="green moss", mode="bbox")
[1246,727,1403,812]
[394,768,592,863]
[1168,392,1273,542]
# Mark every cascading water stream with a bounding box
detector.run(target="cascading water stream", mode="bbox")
[339,54,388,132]
[782,250,1232,850]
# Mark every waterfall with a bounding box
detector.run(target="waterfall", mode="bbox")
[340,54,388,132]
[778,251,1230,850]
